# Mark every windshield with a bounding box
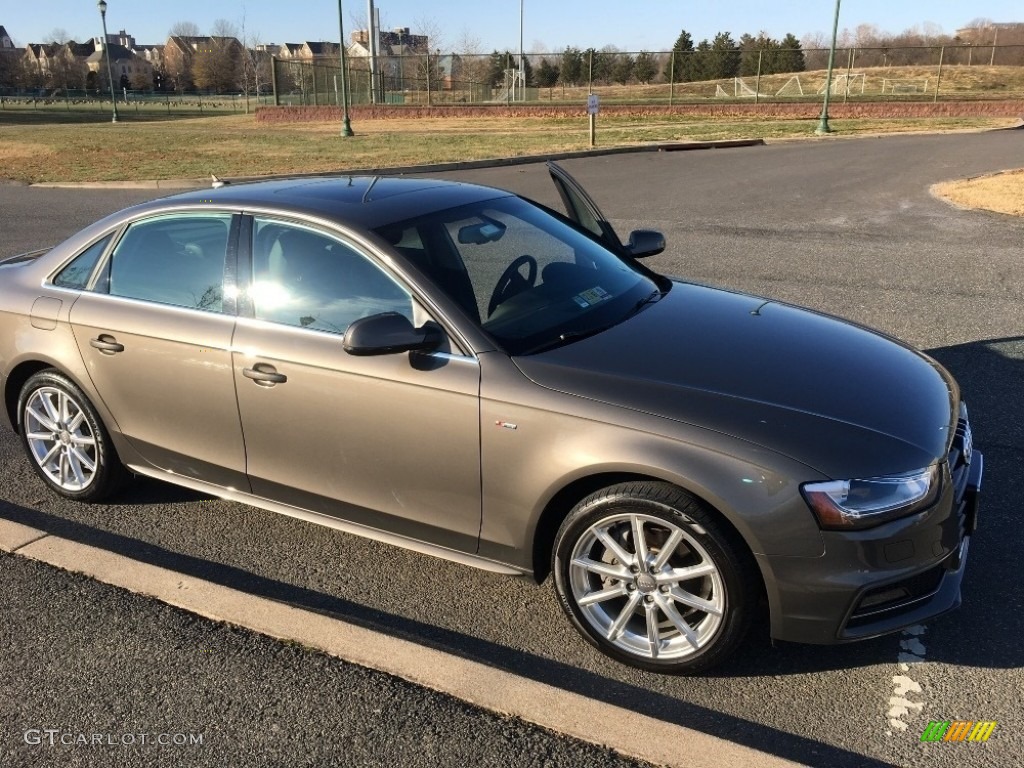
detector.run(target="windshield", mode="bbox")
[374,196,660,355]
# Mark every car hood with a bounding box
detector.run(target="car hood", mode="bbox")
[513,282,957,479]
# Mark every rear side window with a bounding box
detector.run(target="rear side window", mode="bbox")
[52,235,112,290]
[105,214,232,312]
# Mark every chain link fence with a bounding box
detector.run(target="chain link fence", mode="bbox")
[272,45,1024,108]
[0,89,272,113]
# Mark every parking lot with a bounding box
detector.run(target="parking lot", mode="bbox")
[1,129,1021,767]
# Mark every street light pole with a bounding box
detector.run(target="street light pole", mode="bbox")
[815,0,841,135]
[519,0,524,103]
[337,0,353,136]
[96,0,118,123]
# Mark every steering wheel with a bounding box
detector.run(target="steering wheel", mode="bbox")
[487,255,538,318]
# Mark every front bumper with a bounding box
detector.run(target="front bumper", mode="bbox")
[762,414,982,645]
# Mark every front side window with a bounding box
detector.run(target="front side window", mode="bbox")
[106,214,231,312]
[250,218,412,335]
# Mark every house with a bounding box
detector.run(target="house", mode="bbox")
[86,40,152,90]
[164,35,244,91]
[277,41,340,60]
[22,40,95,89]
[0,25,24,89]
[350,27,428,56]
[0,24,15,50]
[133,43,164,70]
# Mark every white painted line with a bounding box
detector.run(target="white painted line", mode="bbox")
[6,527,805,768]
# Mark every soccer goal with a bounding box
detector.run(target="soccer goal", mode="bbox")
[716,79,758,99]
[775,75,804,97]
[818,73,865,95]
[882,78,929,95]
[734,78,757,98]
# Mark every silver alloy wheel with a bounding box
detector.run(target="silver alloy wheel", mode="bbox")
[23,386,99,492]
[568,512,726,660]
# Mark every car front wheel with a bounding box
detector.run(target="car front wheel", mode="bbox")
[553,481,758,674]
[17,370,127,502]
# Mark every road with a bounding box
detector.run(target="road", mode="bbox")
[1,129,1022,768]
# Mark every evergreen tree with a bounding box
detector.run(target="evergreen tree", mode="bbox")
[739,33,758,77]
[778,33,806,73]
[486,51,533,89]
[612,53,635,85]
[487,50,515,87]
[690,39,713,81]
[584,48,615,86]
[667,29,700,82]
[707,32,741,79]
[634,51,658,84]
[535,57,560,89]
[559,46,584,86]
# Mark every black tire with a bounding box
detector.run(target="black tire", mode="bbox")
[552,481,759,674]
[17,369,128,502]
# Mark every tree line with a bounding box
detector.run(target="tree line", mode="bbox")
[516,29,806,90]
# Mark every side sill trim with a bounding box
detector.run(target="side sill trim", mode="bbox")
[127,464,528,577]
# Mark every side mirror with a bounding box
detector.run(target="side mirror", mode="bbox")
[343,313,442,356]
[625,229,666,259]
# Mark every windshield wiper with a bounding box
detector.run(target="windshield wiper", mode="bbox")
[521,289,664,356]
[621,288,663,320]
[522,326,614,355]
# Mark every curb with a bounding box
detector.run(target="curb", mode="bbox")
[28,139,765,191]
[0,518,805,768]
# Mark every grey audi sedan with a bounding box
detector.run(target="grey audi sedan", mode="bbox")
[0,163,981,673]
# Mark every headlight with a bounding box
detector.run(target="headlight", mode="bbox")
[801,465,942,530]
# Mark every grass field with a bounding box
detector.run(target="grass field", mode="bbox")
[0,110,1017,184]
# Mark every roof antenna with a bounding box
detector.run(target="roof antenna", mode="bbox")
[211,174,227,189]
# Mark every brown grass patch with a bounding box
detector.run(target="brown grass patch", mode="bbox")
[934,169,1024,217]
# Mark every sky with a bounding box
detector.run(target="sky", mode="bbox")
[2,1,1018,52]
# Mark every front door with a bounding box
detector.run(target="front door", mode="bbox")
[231,216,482,550]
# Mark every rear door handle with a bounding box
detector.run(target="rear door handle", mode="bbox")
[243,365,287,386]
[89,335,124,354]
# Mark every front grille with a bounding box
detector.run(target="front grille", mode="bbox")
[948,404,976,538]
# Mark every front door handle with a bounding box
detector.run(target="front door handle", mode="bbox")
[243,364,287,386]
[89,335,124,354]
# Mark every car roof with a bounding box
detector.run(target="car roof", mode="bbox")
[137,175,515,230]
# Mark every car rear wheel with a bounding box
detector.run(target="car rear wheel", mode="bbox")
[553,481,758,674]
[18,370,127,502]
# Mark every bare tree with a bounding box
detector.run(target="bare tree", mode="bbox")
[169,21,201,38]
[239,8,271,110]
[45,28,72,44]
[454,27,488,91]
[194,19,242,93]
[212,19,239,39]
[414,15,448,54]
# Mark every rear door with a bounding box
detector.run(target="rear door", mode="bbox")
[69,211,248,490]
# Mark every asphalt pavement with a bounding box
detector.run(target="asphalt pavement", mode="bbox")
[0,552,649,768]
[1,129,1022,768]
